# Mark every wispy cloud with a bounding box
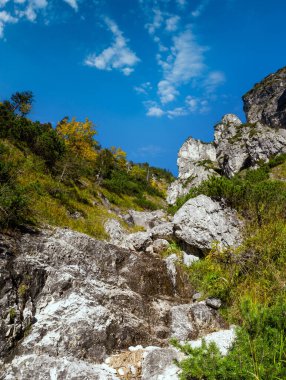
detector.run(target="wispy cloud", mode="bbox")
[134,81,152,95]
[192,0,210,18]
[84,17,140,76]
[63,0,78,12]
[0,0,78,38]
[157,28,206,104]
[0,10,17,38]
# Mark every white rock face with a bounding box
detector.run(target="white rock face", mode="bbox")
[0,227,194,378]
[167,138,218,205]
[188,326,236,356]
[178,137,217,181]
[173,195,242,253]
[215,120,286,177]
[170,301,226,341]
[3,354,119,380]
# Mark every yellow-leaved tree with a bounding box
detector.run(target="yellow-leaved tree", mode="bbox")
[56,117,98,161]
[56,117,98,181]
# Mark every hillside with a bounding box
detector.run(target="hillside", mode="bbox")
[0,67,286,380]
[0,93,173,238]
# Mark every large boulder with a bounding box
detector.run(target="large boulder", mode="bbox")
[243,66,286,129]
[0,227,193,378]
[173,195,242,254]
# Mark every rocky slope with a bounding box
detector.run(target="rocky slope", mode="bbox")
[167,66,286,204]
[0,220,237,379]
[0,193,240,379]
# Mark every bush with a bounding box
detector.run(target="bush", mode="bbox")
[173,298,286,380]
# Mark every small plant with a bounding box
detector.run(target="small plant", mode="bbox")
[18,283,28,299]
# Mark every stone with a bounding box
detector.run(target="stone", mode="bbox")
[214,117,286,177]
[188,326,236,356]
[243,66,286,129]
[104,219,152,252]
[2,354,119,380]
[125,231,153,251]
[0,227,193,378]
[173,195,242,254]
[141,348,181,380]
[153,239,170,254]
[182,252,200,267]
[170,301,226,341]
[127,210,167,230]
[206,298,222,310]
[150,222,174,241]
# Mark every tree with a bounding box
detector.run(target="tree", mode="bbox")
[11,91,33,116]
[56,117,98,161]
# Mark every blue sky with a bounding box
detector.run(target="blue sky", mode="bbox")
[0,0,285,174]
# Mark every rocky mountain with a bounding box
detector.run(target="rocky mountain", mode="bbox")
[1,66,286,379]
[167,66,286,204]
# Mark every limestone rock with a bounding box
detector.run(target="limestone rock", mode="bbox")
[2,354,119,380]
[188,326,236,356]
[173,195,242,253]
[182,252,200,267]
[167,138,218,205]
[127,210,167,230]
[0,227,193,378]
[215,118,286,177]
[141,348,181,380]
[206,298,222,310]
[170,301,227,341]
[150,222,174,241]
[243,66,286,129]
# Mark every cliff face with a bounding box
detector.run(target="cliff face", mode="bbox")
[243,66,286,129]
[167,66,286,204]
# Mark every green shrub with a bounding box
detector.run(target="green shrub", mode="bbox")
[173,298,286,380]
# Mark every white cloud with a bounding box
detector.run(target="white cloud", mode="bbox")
[134,81,152,95]
[167,106,187,118]
[63,0,78,11]
[145,8,163,35]
[192,0,210,18]
[165,15,180,32]
[0,10,17,38]
[204,70,225,92]
[158,80,178,104]
[157,28,206,103]
[84,17,140,76]
[185,95,210,113]
[147,106,165,117]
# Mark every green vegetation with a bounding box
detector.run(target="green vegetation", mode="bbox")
[0,92,173,236]
[170,156,286,379]
[172,298,286,380]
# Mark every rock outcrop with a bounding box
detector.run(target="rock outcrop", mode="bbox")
[167,66,286,204]
[0,227,230,379]
[166,138,218,205]
[173,195,242,254]
[243,66,286,129]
